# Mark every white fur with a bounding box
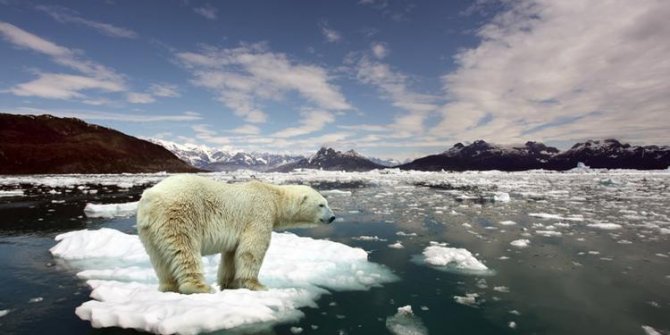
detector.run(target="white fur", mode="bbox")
[136,174,334,294]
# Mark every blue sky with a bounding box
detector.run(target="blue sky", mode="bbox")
[1,0,668,159]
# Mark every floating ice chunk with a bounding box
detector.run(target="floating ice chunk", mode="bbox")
[51,229,396,334]
[587,223,622,230]
[493,192,511,202]
[493,286,510,293]
[28,297,43,303]
[529,213,584,221]
[416,243,490,274]
[396,231,417,237]
[290,326,304,334]
[0,309,9,317]
[499,220,517,226]
[84,201,138,218]
[510,239,530,248]
[353,235,387,241]
[508,321,517,329]
[388,241,404,249]
[642,325,662,335]
[320,190,352,196]
[0,190,24,197]
[453,293,479,307]
[535,230,562,237]
[385,305,428,335]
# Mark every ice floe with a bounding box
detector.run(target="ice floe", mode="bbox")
[453,293,480,307]
[385,305,428,335]
[84,201,139,218]
[587,223,623,230]
[642,325,662,335]
[0,190,24,197]
[414,242,490,274]
[529,213,584,221]
[388,241,404,249]
[50,228,396,334]
[510,239,530,248]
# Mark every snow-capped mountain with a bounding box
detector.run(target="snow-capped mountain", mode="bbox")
[400,139,670,171]
[400,140,560,171]
[272,147,385,172]
[548,139,670,170]
[367,156,404,167]
[149,139,304,171]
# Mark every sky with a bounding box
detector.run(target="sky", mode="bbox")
[1,0,669,159]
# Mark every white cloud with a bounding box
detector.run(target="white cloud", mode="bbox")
[36,5,138,39]
[193,4,218,20]
[433,0,670,145]
[177,43,351,124]
[9,73,124,99]
[0,21,126,100]
[3,107,202,122]
[126,92,156,104]
[319,21,342,43]
[371,41,388,59]
[148,83,180,97]
[273,110,335,138]
[0,21,72,57]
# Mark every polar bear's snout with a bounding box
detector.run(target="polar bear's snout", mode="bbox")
[320,205,336,224]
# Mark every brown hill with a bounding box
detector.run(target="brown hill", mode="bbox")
[0,113,200,174]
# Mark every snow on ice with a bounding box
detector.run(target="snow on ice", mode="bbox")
[50,228,396,334]
[84,202,139,218]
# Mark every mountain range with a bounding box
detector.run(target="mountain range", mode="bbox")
[149,139,402,171]
[1,113,668,174]
[398,139,670,171]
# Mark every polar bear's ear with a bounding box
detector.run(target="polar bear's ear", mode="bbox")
[300,194,308,204]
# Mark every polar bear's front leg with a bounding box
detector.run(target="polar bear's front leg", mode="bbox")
[232,230,271,291]
[217,251,236,289]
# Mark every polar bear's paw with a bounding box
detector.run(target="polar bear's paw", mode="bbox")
[178,281,213,294]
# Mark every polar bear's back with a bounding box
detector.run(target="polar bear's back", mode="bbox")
[137,175,279,232]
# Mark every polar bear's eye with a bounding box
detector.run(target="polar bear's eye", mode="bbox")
[319,204,325,208]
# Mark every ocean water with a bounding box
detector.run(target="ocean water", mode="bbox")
[0,170,668,334]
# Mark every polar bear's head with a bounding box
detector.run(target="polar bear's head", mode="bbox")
[280,185,335,228]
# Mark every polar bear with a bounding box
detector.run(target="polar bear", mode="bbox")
[136,174,335,294]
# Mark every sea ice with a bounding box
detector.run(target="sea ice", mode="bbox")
[453,293,479,307]
[84,201,139,218]
[385,305,428,335]
[493,192,511,202]
[320,190,352,196]
[388,241,404,249]
[510,239,530,248]
[0,309,9,317]
[50,228,396,334]
[529,213,584,221]
[0,190,24,197]
[353,235,387,241]
[587,223,623,230]
[499,220,517,226]
[416,243,490,274]
[642,325,662,335]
